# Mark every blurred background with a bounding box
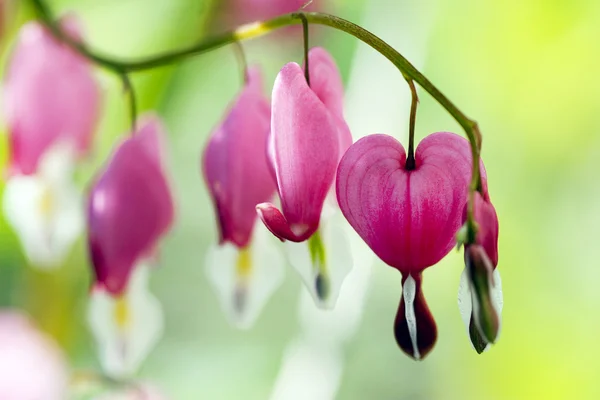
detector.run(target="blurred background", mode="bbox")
[1,0,600,399]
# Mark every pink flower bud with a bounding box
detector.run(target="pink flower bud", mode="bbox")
[87,115,174,296]
[257,47,351,242]
[203,67,275,247]
[3,17,101,176]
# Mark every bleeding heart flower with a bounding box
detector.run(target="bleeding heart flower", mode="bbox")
[0,311,69,400]
[1,16,100,269]
[458,190,503,353]
[86,115,173,378]
[3,17,100,176]
[203,67,283,328]
[87,115,174,296]
[256,47,353,307]
[336,132,475,359]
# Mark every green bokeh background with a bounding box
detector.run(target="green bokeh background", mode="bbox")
[1,0,600,399]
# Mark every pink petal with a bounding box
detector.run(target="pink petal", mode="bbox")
[203,67,275,247]
[87,116,174,296]
[336,132,473,273]
[471,192,499,267]
[262,52,351,242]
[3,18,100,176]
[306,47,353,163]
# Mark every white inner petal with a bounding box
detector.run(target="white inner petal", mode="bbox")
[206,222,284,329]
[2,143,83,269]
[402,275,420,360]
[457,268,473,335]
[87,263,164,378]
[285,210,352,310]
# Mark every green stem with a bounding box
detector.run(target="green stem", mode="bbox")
[30,0,481,239]
[405,80,418,170]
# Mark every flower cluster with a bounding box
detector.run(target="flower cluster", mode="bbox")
[204,47,502,358]
[1,7,504,398]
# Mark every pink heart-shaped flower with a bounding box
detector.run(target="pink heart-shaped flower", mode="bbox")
[336,131,480,359]
[336,131,476,274]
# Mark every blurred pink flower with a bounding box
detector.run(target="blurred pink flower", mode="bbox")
[203,67,284,329]
[3,16,100,176]
[87,115,172,378]
[0,311,69,400]
[203,67,275,248]
[87,115,174,296]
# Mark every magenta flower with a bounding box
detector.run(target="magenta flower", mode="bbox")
[257,47,351,243]
[336,132,475,359]
[3,17,100,176]
[204,67,275,248]
[0,311,68,400]
[88,115,174,296]
[203,67,284,328]
[86,115,173,377]
[256,47,353,307]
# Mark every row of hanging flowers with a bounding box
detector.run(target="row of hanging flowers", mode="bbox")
[0,0,503,397]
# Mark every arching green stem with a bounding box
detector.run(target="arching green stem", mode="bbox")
[30,0,482,240]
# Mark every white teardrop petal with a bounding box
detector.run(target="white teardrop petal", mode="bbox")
[285,210,352,310]
[87,263,164,378]
[206,223,284,329]
[2,144,83,269]
[402,275,420,360]
[457,267,473,335]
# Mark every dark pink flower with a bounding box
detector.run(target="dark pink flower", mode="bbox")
[87,115,174,296]
[203,67,275,248]
[257,47,351,243]
[202,67,284,328]
[3,17,100,176]
[336,132,475,359]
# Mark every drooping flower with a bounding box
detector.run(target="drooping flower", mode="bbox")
[336,132,475,359]
[458,189,503,353]
[87,115,174,378]
[3,17,100,176]
[256,47,353,307]
[0,311,69,400]
[203,67,284,328]
[2,17,100,269]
